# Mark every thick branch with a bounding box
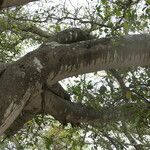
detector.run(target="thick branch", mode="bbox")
[45,34,150,84]
[0,62,9,76]
[44,89,149,125]
[4,82,70,136]
[0,0,38,9]
[0,33,149,135]
[4,83,150,136]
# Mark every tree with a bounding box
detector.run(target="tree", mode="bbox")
[0,0,150,149]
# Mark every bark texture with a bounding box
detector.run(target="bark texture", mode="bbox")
[0,0,38,9]
[0,29,149,136]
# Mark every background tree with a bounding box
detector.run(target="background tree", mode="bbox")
[0,0,150,149]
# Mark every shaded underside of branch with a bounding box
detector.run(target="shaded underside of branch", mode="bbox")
[44,89,149,126]
[5,86,150,136]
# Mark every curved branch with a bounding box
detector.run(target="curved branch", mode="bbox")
[5,86,149,136]
[4,82,70,136]
[0,33,149,135]
[0,0,38,9]
[44,89,149,125]
[44,34,150,84]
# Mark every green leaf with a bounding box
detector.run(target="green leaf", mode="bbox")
[123,22,129,34]
[126,91,132,99]
[55,24,61,32]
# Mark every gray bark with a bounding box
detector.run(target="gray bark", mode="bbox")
[0,33,149,136]
[0,0,38,9]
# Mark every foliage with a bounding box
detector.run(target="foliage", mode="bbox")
[0,0,150,149]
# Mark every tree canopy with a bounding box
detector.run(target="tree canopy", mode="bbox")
[0,0,150,149]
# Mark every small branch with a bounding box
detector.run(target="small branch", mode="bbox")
[121,121,144,150]
[20,25,51,38]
